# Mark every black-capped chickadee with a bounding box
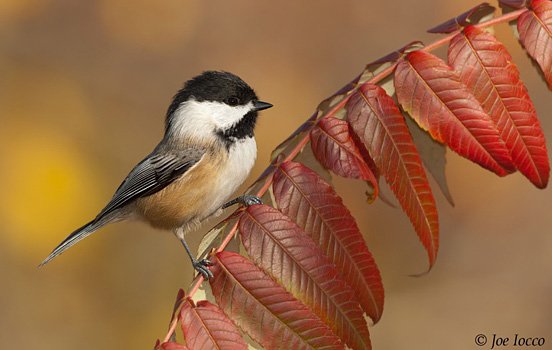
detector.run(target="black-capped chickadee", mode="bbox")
[40,71,273,278]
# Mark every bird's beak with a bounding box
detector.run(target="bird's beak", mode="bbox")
[253,100,273,112]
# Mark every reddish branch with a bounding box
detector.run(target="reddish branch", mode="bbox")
[161,7,527,343]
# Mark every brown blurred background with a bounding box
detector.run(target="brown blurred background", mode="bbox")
[1,0,551,349]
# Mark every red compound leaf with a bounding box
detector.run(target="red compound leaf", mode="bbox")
[180,298,247,350]
[160,342,190,350]
[209,251,344,350]
[239,205,371,350]
[394,50,514,175]
[347,83,439,267]
[449,25,549,188]
[310,116,379,196]
[273,161,384,322]
[518,0,552,90]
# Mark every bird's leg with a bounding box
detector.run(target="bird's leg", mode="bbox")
[175,227,213,279]
[222,194,263,209]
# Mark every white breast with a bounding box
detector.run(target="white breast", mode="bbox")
[204,137,257,216]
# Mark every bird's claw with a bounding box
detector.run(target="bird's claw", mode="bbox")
[222,195,263,209]
[242,195,262,207]
[193,259,213,279]
[199,258,214,266]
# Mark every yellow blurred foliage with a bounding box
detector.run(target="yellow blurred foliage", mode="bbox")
[98,0,202,52]
[0,127,104,258]
[0,64,97,135]
[0,0,49,22]
[0,64,105,258]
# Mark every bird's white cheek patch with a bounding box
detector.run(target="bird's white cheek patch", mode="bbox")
[171,101,215,140]
[210,101,253,129]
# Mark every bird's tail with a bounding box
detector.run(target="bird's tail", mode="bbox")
[39,214,115,267]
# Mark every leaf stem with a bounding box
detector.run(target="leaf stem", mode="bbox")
[160,6,528,344]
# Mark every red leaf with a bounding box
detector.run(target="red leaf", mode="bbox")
[180,298,247,350]
[160,342,190,350]
[346,83,439,266]
[394,50,514,175]
[427,2,496,34]
[310,117,379,196]
[272,161,384,322]
[239,205,371,350]
[209,251,344,350]
[518,0,552,90]
[449,25,550,188]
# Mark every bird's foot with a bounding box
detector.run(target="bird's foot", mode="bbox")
[241,195,263,206]
[193,258,214,279]
[222,195,263,209]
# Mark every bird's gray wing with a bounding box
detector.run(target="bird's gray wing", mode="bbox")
[97,148,205,219]
[40,147,205,267]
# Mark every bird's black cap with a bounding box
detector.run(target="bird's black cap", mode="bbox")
[166,71,259,119]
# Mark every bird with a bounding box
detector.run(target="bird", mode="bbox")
[39,71,273,278]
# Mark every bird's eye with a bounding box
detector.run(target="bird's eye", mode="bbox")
[227,97,240,106]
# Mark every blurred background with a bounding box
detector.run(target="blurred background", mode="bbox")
[1,0,551,349]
